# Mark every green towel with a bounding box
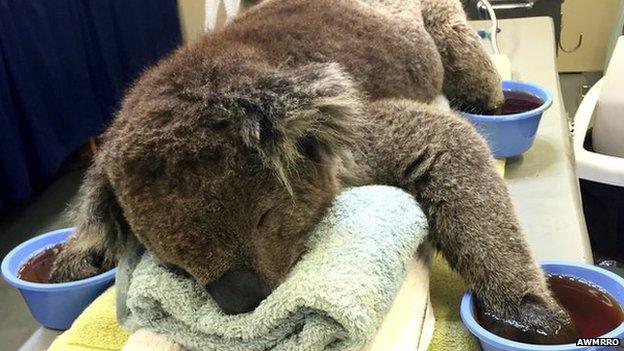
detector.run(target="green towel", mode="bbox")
[120,186,429,351]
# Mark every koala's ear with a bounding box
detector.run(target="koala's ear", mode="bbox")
[240,63,363,186]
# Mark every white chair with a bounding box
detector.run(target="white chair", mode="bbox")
[573,36,624,262]
[574,37,624,187]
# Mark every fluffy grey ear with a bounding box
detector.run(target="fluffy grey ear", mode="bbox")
[240,62,363,190]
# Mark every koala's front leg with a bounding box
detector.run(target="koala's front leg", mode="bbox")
[365,99,573,339]
[50,163,122,282]
[421,0,504,112]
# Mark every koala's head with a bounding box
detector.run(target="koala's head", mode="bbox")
[100,47,362,313]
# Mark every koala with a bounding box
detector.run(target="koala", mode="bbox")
[51,0,575,341]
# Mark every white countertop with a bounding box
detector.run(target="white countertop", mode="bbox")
[471,17,593,263]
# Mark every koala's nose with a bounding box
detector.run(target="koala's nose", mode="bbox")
[206,267,271,315]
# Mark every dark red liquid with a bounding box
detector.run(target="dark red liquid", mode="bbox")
[499,90,543,115]
[17,244,63,283]
[477,274,624,345]
[549,275,623,338]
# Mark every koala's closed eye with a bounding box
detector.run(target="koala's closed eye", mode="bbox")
[257,209,272,230]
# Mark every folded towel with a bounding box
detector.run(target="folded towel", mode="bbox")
[48,287,129,351]
[119,186,429,351]
[45,259,477,351]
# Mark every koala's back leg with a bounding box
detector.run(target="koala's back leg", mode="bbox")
[360,0,504,111]
[353,0,445,103]
[364,99,574,340]
[420,0,504,111]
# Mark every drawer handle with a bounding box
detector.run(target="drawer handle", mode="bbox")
[477,1,535,11]
[559,33,584,53]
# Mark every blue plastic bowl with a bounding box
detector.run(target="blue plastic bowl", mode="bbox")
[1,228,116,330]
[461,261,624,351]
[462,80,553,158]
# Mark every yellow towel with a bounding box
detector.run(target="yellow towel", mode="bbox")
[48,287,129,351]
[428,255,480,351]
[493,158,506,177]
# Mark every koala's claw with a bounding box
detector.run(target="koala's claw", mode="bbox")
[49,244,111,283]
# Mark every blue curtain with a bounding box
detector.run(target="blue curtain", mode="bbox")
[0,0,182,209]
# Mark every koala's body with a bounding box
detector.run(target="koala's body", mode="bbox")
[52,0,574,341]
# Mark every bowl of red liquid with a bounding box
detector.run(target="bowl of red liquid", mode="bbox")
[461,80,552,158]
[460,261,624,351]
[1,228,116,330]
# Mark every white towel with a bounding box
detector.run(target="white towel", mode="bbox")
[205,0,241,31]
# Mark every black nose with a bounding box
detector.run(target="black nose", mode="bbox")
[206,267,271,315]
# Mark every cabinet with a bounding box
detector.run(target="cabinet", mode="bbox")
[558,0,624,72]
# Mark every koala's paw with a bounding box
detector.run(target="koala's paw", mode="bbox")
[477,85,505,114]
[452,82,504,115]
[480,292,578,345]
[49,244,112,283]
[517,293,578,341]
